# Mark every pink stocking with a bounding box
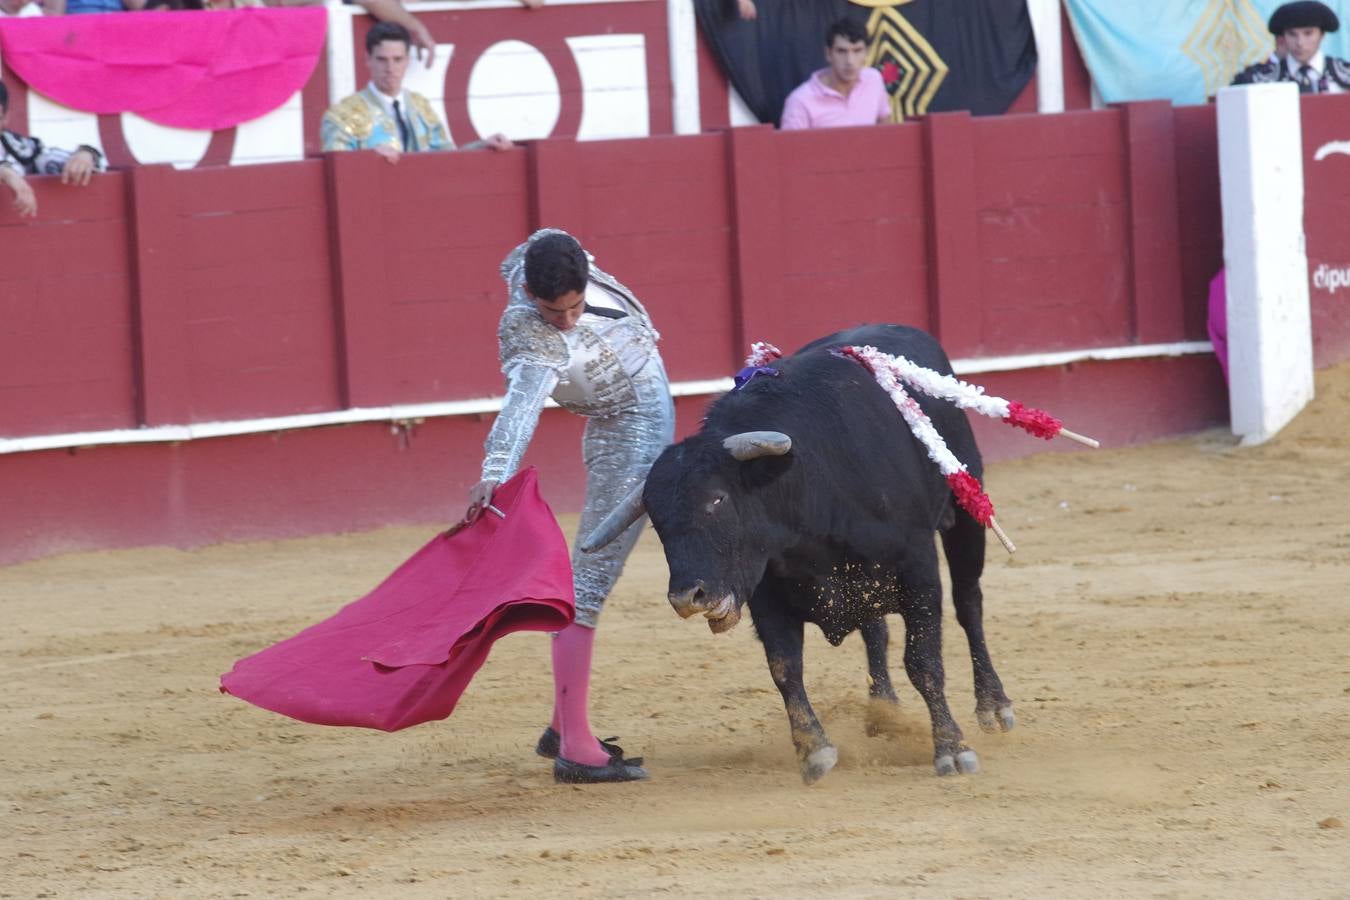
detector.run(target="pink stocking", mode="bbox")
[550,623,610,765]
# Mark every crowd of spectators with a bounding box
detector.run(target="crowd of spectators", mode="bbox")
[3,0,1349,220]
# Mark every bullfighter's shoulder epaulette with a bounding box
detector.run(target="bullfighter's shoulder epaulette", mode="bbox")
[324,93,376,142]
[407,91,443,128]
[1232,59,1281,85]
[1328,56,1350,87]
[498,305,569,373]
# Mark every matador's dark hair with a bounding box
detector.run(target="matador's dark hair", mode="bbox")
[524,233,590,302]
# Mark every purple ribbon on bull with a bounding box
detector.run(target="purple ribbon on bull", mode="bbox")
[732,366,781,391]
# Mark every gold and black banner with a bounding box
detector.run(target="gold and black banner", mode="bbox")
[695,0,1037,126]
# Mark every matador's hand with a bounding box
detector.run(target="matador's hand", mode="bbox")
[463,479,499,524]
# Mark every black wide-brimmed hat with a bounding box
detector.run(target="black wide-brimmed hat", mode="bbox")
[1269,1,1340,35]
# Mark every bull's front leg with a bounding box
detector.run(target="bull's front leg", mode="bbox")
[899,586,980,776]
[753,601,837,785]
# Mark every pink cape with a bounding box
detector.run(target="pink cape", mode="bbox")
[0,9,326,131]
[1207,269,1229,384]
[219,468,574,732]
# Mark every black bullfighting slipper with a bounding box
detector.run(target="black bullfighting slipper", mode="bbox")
[534,727,631,762]
[553,754,649,784]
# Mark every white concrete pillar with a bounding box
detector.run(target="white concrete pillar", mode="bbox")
[1026,0,1064,114]
[326,2,359,107]
[667,0,701,134]
[1217,82,1315,445]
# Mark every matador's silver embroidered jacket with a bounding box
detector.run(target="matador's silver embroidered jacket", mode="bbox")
[482,229,675,627]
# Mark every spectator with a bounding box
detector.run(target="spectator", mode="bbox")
[780,18,890,131]
[1231,1,1348,93]
[44,0,148,12]
[0,82,104,218]
[321,21,512,162]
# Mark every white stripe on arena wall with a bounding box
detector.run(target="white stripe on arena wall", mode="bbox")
[0,341,1213,455]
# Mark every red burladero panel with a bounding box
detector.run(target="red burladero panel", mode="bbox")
[973,109,1132,355]
[165,160,341,422]
[747,123,931,353]
[1173,103,1222,342]
[571,133,738,382]
[372,150,533,403]
[1301,93,1350,369]
[0,173,137,437]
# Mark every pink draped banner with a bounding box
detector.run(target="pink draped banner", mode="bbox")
[0,7,326,131]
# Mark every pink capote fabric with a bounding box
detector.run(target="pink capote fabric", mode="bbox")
[1208,269,1230,384]
[0,9,326,131]
[220,468,575,732]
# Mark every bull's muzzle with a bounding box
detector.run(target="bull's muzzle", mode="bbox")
[668,583,711,618]
[668,584,741,633]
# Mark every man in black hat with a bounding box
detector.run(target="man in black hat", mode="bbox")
[1232,1,1349,93]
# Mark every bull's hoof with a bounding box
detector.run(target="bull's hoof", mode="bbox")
[800,745,838,785]
[934,749,980,776]
[976,704,1016,733]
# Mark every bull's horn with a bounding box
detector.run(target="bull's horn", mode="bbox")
[723,431,792,461]
[579,481,647,552]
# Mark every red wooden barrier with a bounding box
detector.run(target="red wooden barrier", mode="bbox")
[0,173,135,436]
[1301,94,1350,369]
[1173,103,1224,342]
[1,101,1284,564]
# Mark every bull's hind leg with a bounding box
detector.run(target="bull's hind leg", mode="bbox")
[898,580,979,776]
[753,599,837,785]
[860,618,903,737]
[942,507,1015,733]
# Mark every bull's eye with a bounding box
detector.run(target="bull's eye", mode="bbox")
[704,495,725,515]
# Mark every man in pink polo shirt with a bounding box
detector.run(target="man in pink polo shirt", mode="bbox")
[780,18,892,131]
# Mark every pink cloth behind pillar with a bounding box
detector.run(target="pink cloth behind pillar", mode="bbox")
[220,468,574,732]
[0,9,326,131]
[1207,269,1230,384]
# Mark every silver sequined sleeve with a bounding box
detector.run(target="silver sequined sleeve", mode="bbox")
[480,362,559,484]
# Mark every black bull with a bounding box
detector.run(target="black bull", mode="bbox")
[582,325,1015,783]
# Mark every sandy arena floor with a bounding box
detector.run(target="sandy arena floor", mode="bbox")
[4,366,1349,899]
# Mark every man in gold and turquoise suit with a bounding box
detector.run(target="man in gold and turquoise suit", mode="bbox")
[321,22,514,161]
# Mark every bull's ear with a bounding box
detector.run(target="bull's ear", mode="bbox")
[723,431,792,461]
